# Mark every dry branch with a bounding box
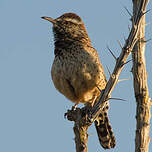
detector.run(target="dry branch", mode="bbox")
[65,1,150,151]
[89,0,149,123]
[132,0,151,152]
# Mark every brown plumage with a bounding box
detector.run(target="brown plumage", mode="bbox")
[42,13,115,149]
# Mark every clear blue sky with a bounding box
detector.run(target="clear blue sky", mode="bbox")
[0,0,152,152]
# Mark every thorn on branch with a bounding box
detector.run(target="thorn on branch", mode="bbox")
[105,65,112,77]
[142,9,151,16]
[117,40,123,49]
[123,35,127,43]
[108,97,127,102]
[122,59,132,66]
[128,25,131,32]
[96,84,102,92]
[143,38,151,43]
[124,6,132,18]
[137,37,151,44]
[106,45,117,61]
[130,67,133,73]
[118,78,130,83]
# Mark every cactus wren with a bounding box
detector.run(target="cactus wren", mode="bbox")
[42,13,115,149]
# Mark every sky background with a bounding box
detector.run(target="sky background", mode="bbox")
[0,0,152,152]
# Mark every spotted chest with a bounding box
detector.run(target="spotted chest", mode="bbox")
[51,46,107,103]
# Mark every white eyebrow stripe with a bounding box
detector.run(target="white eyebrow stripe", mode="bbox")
[64,18,83,24]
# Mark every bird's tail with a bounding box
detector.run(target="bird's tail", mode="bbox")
[94,112,116,149]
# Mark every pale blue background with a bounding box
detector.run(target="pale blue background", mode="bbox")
[0,0,152,152]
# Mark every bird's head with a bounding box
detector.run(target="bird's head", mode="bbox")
[41,13,90,44]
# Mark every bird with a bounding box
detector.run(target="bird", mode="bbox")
[41,13,115,149]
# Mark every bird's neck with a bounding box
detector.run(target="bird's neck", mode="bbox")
[54,37,91,49]
[54,38,92,57]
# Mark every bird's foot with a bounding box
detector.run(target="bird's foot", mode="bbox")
[72,103,78,111]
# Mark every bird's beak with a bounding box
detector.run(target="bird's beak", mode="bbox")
[41,16,56,24]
